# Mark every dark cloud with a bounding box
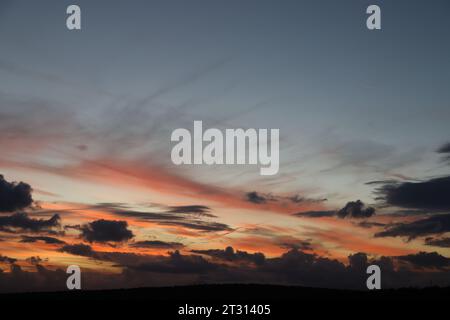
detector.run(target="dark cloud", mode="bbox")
[260,249,351,288]
[0,174,33,212]
[62,245,173,277]
[337,200,375,219]
[131,240,185,250]
[94,203,133,210]
[386,209,432,217]
[294,210,336,218]
[131,250,217,274]
[245,192,323,205]
[3,247,450,292]
[437,142,450,154]
[60,243,96,257]
[295,202,376,220]
[0,251,219,292]
[245,192,267,204]
[288,195,306,203]
[157,217,232,233]
[348,252,368,270]
[60,244,147,266]
[20,235,65,244]
[167,205,216,218]
[104,208,185,221]
[356,221,386,229]
[0,255,17,264]
[26,256,44,265]
[278,240,313,251]
[79,219,134,243]
[288,195,327,204]
[260,250,450,289]
[375,214,450,240]
[425,237,450,248]
[0,212,60,233]
[161,220,232,232]
[365,179,399,185]
[192,246,266,266]
[95,203,194,220]
[376,176,450,211]
[0,264,69,293]
[397,252,450,270]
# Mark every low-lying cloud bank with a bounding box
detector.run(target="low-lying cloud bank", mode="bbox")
[2,246,450,293]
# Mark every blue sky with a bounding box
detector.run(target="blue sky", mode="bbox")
[3,0,449,205]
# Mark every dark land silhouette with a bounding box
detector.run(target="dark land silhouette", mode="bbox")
[2,283,450,300]
[2,284,449,319]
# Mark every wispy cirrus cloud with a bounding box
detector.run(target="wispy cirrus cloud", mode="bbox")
[92,203,232,233]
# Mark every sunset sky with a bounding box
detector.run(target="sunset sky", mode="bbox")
[1,0,450,292]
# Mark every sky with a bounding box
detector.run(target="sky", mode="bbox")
[1,0,450,292]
